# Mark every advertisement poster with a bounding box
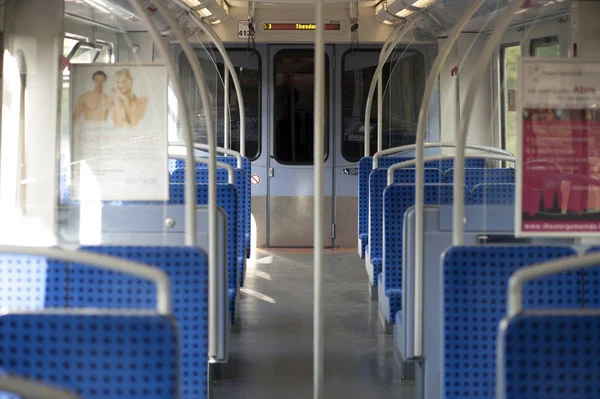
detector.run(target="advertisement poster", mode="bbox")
[517,58,600,236]
[70,64,168,201]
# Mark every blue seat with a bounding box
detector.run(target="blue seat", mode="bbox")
[169,183,240,321]
[436,246,578,399]
[498,313,600,399]
[0,313,179,399]
[358,157,485,260]
[172,168,247,286]
[367,169,442,289]
[358,157,375,259]
[75,247,209,399]
[171,156,252,261]
[379,183,458,326]
[443,167,515,185]
[0,247,209,399]
[471,183,515,204]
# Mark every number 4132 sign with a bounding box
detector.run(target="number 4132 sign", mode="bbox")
[238,20,256,39]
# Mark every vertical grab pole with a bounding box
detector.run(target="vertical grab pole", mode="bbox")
[453,0,525,245]
[224,69,230,150]
[148,1,219,359]
[189,15,247,157]
[313,0,324,396]
[377,69,383,152]
[412,0,487,358]
[126,0,197,248]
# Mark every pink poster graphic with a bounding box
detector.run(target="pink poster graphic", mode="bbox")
[518,59,600,236]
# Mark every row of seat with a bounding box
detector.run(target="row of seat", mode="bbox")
[0,246,208,399]
[366,165,515,292]
[357,153,600,399]
[10,152,255,398]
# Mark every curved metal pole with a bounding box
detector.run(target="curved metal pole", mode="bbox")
[373,142,513,168]
[412,0,488,358]
[364,17,421,157]
[0,246,171,314]
[377,69,383,152]
[387,154,516,185]
[127,0,197,248]
[188,15,247,157]
[224,69,230,149]
[508,252,600,317]
[454,0,526,245]
[169,154,235,184]
[169,142,243,169]
[148,0,220,359]
[314,0,325,396]
[0,375,80,399]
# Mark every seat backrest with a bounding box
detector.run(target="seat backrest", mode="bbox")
[382,183,459,293]
[0,313,179,399]
[171,168,246,280]
[170,183,239,292]
[444,168,515,185]
[442,246,578,399]
[471,183,515,205]
[368,168,441,264]
[0,247,208,399]
[170,156,251,259]
[358,157,374,246]
[498,313,600,399]
[77,247,208,399]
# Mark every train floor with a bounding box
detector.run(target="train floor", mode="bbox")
[213,248,415,398]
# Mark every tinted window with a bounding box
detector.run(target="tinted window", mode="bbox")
[273,50,329,165]
[341,49,425,162]
[531,36,560,57]
[179,48,261,160]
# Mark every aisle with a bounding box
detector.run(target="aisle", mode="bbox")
[212,249,415,398]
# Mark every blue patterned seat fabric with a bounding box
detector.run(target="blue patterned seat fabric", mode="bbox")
[172,168,247,286]
[471,183,515,205]
[368,168,442,287]
[442,246,579,399]
[0,314,179,399]
[381,183,461,322]
[499,314,600,399]
[171,156,251,261]
[169,183,239,320]
[443,167,515,186]
[358,157,485,259]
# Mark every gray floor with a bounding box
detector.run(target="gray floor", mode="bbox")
[212,249,415,398]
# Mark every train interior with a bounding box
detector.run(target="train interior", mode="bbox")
[0,0,599,398]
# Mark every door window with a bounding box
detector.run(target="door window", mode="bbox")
[273,50,329,165]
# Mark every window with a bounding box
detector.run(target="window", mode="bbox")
[179,48,261,161]
[501,44,521,156]
[273,50,329,165]
[341,49,425,162]
[531,36,560,57]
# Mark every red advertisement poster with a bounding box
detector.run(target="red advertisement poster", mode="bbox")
[517,59,600,236]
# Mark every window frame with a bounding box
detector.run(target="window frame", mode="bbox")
[178,47,263,161]
[272,49,330,166]
[530,36,560,57]
[499,42,521,155]
[339,48,424,163]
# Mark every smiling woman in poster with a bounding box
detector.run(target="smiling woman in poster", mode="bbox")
[111,68,148,129]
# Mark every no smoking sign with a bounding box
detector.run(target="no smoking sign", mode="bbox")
[251,174,261,185]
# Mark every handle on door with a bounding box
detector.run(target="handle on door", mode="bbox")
[269,168,274,177]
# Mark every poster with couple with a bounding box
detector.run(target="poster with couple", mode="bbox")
[70,64,169,201]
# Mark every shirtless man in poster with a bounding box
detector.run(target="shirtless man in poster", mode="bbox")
[73,71,110,123]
